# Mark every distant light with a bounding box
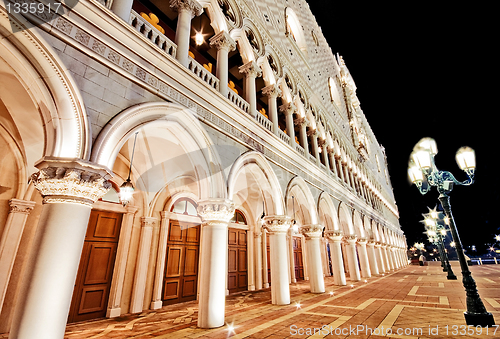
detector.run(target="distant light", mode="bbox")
[495,235,500,242]
[329,291,334,296]
[364,280,368,283]
[295,301,301,309]
[226,322,236,335]
[350,284,354,288]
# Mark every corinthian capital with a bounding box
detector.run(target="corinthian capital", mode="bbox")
[262,84,281,98]
[209,31,236,52]
[324,230,343,242]
[239,61,262,78]
[262,215,291,234]
[31,158,112,206]
[279,102,296,115]
[300,224,323,239]
[197,199,235,224]
[170,0,203,17]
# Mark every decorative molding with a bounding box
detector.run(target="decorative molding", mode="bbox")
[209,30,236,51]
[239,60,261,78]
[262,215,291,234]
[299,224,323,239]
[169,0,203,17]
[8,199,36,214]
[197,199,235,224]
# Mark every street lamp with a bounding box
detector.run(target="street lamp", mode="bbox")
[408,137,494,326]
[421,208,456,279]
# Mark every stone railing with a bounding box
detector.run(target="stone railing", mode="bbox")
[255,112,273,132]
[227,90,249,114]
[187,57,219,91]
[295,144,305,157]
[278,129,290,144]
[129,11,176,57]
[309,153,316,162]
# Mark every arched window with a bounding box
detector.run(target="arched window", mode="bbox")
[230,209,247,224]
[285,7,308,59]
[101,186,121,203]
[328,77,342,108]
[170,198,198,216]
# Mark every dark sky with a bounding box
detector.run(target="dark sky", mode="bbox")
[307,2,498,252]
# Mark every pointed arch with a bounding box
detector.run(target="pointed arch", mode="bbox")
[285,176,317,225]
[317,192,339,231]
[338,202,354,235]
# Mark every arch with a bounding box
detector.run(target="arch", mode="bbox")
[317,192,339,231]
[91,102,226,200]
[0,10,90,160]
[242,18,264,58]
[363,215,373,240]
[227,151,284,216]
[264,45,282,78]
[285,176,317,225]
[338,202,354,235]
[198,0,228,34]
[352,210,365,238]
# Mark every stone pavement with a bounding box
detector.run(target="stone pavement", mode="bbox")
[27,262,500,338]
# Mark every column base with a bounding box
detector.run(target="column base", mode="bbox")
[464,311,495,327]
[106,307,122,318]
[264,283,269,288]
[150,300,163,310]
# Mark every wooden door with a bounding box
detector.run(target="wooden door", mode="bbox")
[228,228,247,294]
[69,210,122,323]
[293,237,304,281]
[162,221,200,305]
[266,233,271,284]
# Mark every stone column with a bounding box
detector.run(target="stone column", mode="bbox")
[151,211,170,310]
[375,242,386,273]
[381,244,391,271]
[296,117,309,153]
[327,147,338,176]
[247,230,255,291]
[308,129,320,166]
[343,235,361,281]
[107,205,138,317]
[14,159,111,339]
[239,61,261,117]
[335,155,344,181]
[254,230,263,290]
[262,84,281,135]
[288,229,296,283]
[171,0,203,67]
[366,241,379,276]
[386,246,395,270]
[210,31,236,97]
[356,238,371,278]
[262,228,269,288]
[130,217,156,313]
[0,199,35,314]
[325,231,346,286]
[279,103,296,148]
[197,199,234,328]
[300,225,325,293]
[262,215,291,305]
[319,139,329,169]
[111,0,134,22]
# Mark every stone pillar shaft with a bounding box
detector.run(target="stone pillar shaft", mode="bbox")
[210,31,236,97]
[172,0,203,67]
[300,225,325,293]
[325,231,346,286]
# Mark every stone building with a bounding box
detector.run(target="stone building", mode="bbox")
[0,0,407,337]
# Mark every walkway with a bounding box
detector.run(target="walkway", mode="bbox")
[55,263,500,338]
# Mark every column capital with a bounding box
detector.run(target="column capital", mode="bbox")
[141,217,157,227]
[299,224,323,239]
[279,102,296,115]
[262,215,291,234]
[262,83,281,98]
[239,60,262,78]
[170,0,203,17]
[197,198,235,224]
[9,198,36,214]
[306,128,318,137]
[294,116,308,126]
[342,234,357,244]
[209,30,236,52]
[357,237,368,245]
[317,138,326,148]
[324,230,343,242]
[31,158,112,206]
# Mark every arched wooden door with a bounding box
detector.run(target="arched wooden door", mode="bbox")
[293,236,304,281]
[227,228,247,294]
[69,210,122,323]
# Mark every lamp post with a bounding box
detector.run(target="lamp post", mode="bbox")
[408,137,495,326]
[422,208,456,279]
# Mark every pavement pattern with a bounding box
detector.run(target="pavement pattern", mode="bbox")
[7,261,498,339]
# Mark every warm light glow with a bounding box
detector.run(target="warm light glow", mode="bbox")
[329,291,334,296]
[440,229,446,235]
[119,179,135,206]
[295,301,301,309]
[427,230,436,237]
[450,242,456,248]
[424,217,435,227]
[414,137,438,155]
[495,235,500,242]
[408,165,423,184]
[411,150,432,170]
[455,146,475,171]
[226,322,236,335]
[195,31,204,45]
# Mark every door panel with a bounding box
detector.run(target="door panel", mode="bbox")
[162,221,200,305]
[69,210,122,323]
[293,237,304,281]
[228,228,248,294]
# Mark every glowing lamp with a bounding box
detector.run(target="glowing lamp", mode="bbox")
[455,146,475,173]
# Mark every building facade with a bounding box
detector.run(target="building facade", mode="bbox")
[0,0,407,337]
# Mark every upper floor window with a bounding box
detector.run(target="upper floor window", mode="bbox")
[230,209,247,224]
[285,7,308,59]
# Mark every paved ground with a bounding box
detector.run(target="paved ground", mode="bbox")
[39,262,500,338]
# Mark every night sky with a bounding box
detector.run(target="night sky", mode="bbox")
[307,2,498,253]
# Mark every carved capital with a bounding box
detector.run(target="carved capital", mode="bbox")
[141,217,157,228]
[239,61,262,78]
[326,146,335,154]
[170,0,203,17]
[279,102,296,115]
[317,138,326,148]
[306,128,317,137]
[294,116,307,126]
[31,158,112,206]
[262,84,281,98]
[300,224,323,239]
[342,234,357,244]
[262,215,291,234]
[197,199,235,224]
[9,199,36,214]
[209,31,236,52]
[324,230,343,242]
[357,237,368,245]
